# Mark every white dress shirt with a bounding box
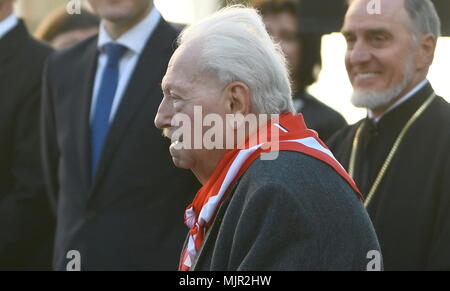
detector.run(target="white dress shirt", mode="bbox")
[368,79,429,123]
[0,13,18,39]
[90,7,161,122]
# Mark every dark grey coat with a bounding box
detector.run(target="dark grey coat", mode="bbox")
[190,151,381,271]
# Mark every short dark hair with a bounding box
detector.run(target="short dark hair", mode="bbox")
[35,6,99,44]
[251,0,299,18]
[251,0,321,94]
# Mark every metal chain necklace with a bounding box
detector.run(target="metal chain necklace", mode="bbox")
[349,93,437,208]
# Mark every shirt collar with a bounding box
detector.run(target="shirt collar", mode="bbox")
[97,7,161,54]
[368,79,429,123]
[0,13,18,40]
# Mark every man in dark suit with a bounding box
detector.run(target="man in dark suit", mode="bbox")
[41,0,199,270]
[0,0,54,270]
[155,6,381,271]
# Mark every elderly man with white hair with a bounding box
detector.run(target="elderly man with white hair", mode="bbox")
[328,0,450,270]
[155,6,380,271]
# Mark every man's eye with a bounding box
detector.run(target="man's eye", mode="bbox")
[344,35,356,44]
[170,94,182,101]
[371,34,389,45]
[344,36,356,49]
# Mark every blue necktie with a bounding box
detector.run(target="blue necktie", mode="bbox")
[91,43,128,176]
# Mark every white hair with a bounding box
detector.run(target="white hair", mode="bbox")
[404,0,441,40]
[177,5,295,114]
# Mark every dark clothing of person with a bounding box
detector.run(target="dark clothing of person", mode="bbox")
[41,18,200,270]
[328,83,450,270]
[294,92,347,142]
[190,151,381,271]
[0,20,54,270]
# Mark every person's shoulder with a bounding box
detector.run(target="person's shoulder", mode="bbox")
[167,22,186,33]
[25,36,53,58]
[419,95,450,147]
[243,150,330,181]
[431,96,450,123]
[327,120,361,148]
[152,17,180,49]
[9,21,53,66]
[236,151,360,206]
[303,93,346,123]
[226,151,373,247]
[48,34,98,67]
[12,38,53,79]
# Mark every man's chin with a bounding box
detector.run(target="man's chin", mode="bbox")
[170,156,194,170]
[169,144,196,170]
[351,89,397,110]
[171,157,186,169]
[98,6,138,23]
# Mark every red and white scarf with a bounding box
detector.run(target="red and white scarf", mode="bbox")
[179,113,362,271]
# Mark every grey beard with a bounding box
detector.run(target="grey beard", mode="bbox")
[351,61,415,110]
[350,78,409,110]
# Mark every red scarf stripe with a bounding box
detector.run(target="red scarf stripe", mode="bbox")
[179,113,361,271]
[277,142,363,200]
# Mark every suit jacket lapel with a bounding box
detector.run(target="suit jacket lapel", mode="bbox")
[76,39,99,190]
[90,19,176,193]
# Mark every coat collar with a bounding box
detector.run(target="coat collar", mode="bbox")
[0,13,18,39]
[363,81,435,134]
[368,79,430,123]
[0,19,28,64]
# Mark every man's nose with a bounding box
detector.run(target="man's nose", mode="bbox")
[349,41,372,65]
[154,97,173,129]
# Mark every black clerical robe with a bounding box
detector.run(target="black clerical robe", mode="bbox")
[328,82,450,270]
[294,92,347,141]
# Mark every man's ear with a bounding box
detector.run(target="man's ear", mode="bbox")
[224,81,252,115]
[416,34,437,71]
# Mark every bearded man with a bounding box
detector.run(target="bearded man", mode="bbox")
[328,0,450,270]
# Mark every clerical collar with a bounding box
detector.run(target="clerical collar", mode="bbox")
[368,79,429,124]
[0,13,18,40]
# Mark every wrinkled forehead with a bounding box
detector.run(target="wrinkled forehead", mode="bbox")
[167,45,199,75]
[163,44,202,89]
[343,0,410,32]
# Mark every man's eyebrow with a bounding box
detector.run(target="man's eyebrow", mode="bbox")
[341,29,353,36]
[366,28,392,35]
[161,81,184,94]
[341,28,391,36]
[161,78,172,91]
[341,25,355,35]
